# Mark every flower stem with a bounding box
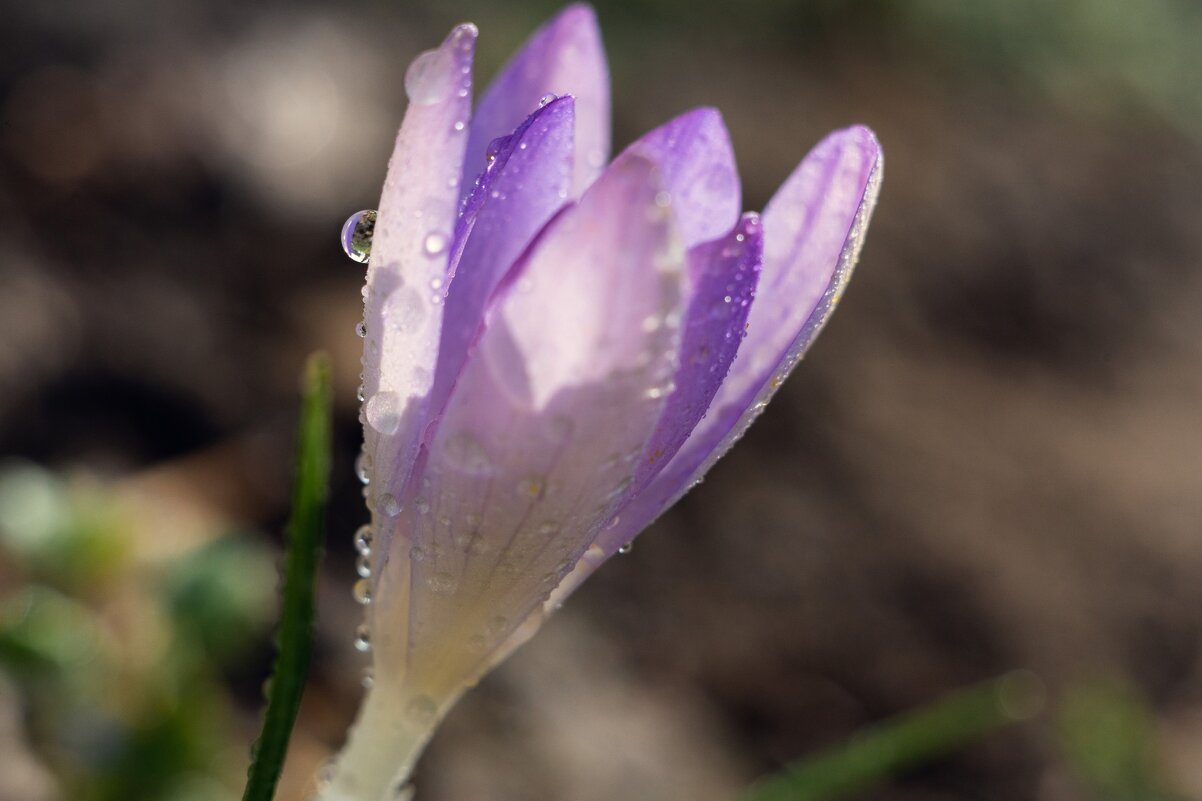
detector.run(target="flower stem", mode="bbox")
[317,683,453,801]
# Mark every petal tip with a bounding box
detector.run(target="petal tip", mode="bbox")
[557,3,600,27]
[842,124,882,162]
[443,22,479,51]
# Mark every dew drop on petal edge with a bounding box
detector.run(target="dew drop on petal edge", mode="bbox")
[354,525,373,556]
[355,451,372,484]
[341,209,377,264]
[353,623,372,652]
[423,231,449,257]
[353,578,372,605]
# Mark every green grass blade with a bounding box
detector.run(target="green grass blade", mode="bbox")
[1058,679,1180,801]
[740,670,1045,801]
[242,352,333,801]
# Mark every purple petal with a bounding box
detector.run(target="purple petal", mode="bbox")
[370,156,686,682]
[616,107,741,249]
[633,213,763,492]
[428,96,576,425]
[583,125,882,568]
[463,3,610,199]
[360,24,476,555]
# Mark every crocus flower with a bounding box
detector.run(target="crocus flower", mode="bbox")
[325,5,881,800]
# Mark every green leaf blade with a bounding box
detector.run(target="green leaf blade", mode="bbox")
[242,352,333,801]
[740,671,1044,801]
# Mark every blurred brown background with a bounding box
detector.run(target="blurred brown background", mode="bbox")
[1,1,1200,800]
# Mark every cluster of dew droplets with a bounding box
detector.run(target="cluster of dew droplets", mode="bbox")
[351,514,377,690]
[349,439,377,688]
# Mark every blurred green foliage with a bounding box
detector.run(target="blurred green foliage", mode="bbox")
[1058,679,1184,801]
[0,464,276,801]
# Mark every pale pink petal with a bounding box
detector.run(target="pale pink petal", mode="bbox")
[371,156,685,690]
[360,25,476,558]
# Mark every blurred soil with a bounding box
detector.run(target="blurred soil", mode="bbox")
[1,3,1200,800]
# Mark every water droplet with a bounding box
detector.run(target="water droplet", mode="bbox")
[423,231,448,257]
[404,48,456,106]
[354,320,368,338]
[618,541,634,554]
[354,525,373,556]
[353,578,373,605]
[355,451,372,484]
[654,190,672,208]
[538,93,557,107]
[405,694,438,725]
[353,623,372,652]
[517,477,544,498]
[366,391,402,435]
[444,431,495,475]
[383,286,427,336]
[380,493,401,517]
[414,497,431,515]
[453,120,465,132]
[318,757,338,786]
[428,571,457,594]
[355,554,371,578]
[485,135,506,164]
[361,667,374,688]
[341,210,377,263]
[486,615,508,635]
[356,383,366,402]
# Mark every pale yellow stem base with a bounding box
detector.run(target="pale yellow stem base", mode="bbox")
[315,683,459,801]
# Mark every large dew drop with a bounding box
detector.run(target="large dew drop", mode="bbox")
[366,391,402,435]
[341,210,377,264]
[404,47,456,106]
[443,431,495,475]
[423,231,449,257]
